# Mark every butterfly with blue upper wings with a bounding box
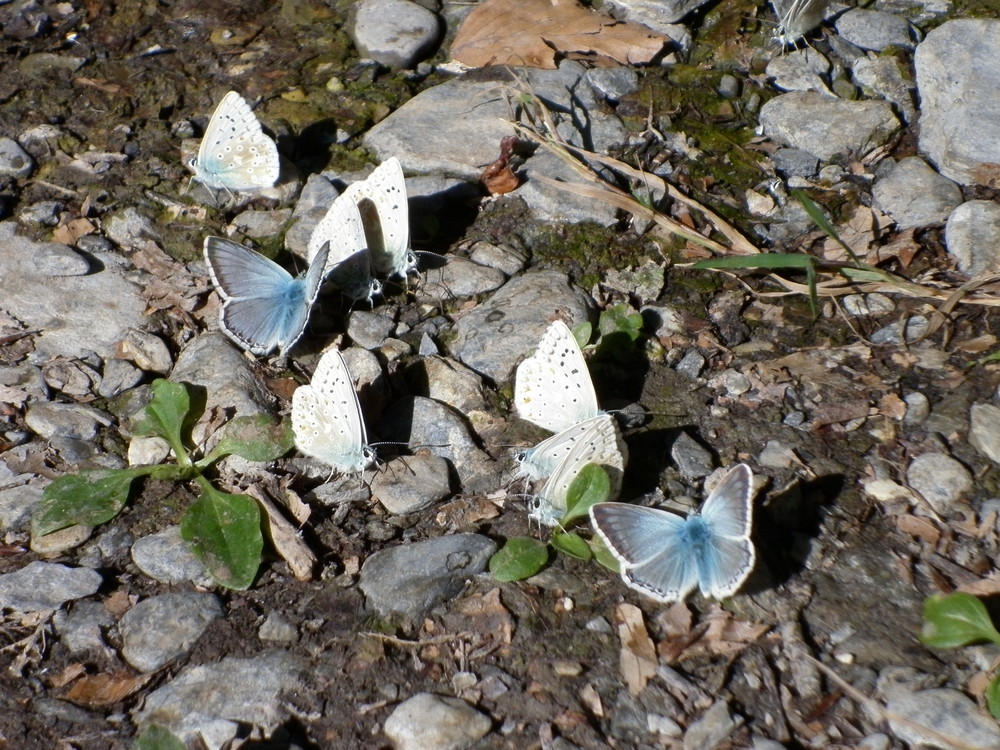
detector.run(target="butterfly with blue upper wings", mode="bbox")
[203,237,328,357]
[590,464,756,603]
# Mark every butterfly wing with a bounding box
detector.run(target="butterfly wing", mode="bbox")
[695,464,756,598]
[343,158,415,278]
[531,415,625,525]
[291,349,374,473]
[514,320,600,433]
[590,503,701,603]
[204,237,317,356]
[771,0,831,45]
[516,415,610,482]
[307,193,382,301]
[192,91,280,191]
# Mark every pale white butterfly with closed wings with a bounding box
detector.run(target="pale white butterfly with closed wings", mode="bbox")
[515,414,611,483]
[771,0,833,46]
[514,319,600,435]
[307,190,383,305]
[529,414,626,527]
[341,157,419,280]
[189,91,280,192]
[291,348,377,475]
[590,464,756,603]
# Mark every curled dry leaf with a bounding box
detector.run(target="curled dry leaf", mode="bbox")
[480,136,521,196]
[615,602,657,695]
[451,0,672,70]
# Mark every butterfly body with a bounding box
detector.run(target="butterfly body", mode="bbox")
[189,91,280,192]
[515,319,600,434]
[292,348,376,474]
[204,237,327,356]
[590,464,756,602]
[529,414,626,526]
[515,414,610,482]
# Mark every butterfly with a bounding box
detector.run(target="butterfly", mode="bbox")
[203,236,328,357]
[771,0,832,46]
[529,414,626,526]
[291,348,377,474]
[515,414,613,482]
[307,191,383,304]
[341,157,418,279]
[590,464,756,603]
[189,91,280,192]
[514,319,600,434]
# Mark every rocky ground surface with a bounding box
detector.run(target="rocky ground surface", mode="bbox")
[2,0,1000,748]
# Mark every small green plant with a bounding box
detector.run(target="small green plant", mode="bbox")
[134,724,186,750]
[32,379,293,590]
[489,463,616,581]
[920,591,1000,718]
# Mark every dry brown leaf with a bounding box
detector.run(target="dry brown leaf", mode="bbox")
[451,0,671,70]
[480,135,521,195]
[247,486,316,581]
[896,514,941,545]
[615,603,657,695]
[63,671,151,707]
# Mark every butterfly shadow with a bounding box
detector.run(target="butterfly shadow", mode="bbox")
[741,472,845,596]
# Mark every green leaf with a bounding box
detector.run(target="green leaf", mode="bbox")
[32,468,150,537]
[132,380,193,465]
[571,320,593,349]
[489,537,549,582]
[920,592,1000,649]
[599,304,643,342]
[551,532,592,560]
[134,725,187,750]
[200,415,294,466]
[987,674,1000,720]
[691,253,817,270]
[561,464,611,525]
[791,188,863,266]
[181,483,262,590]
[590,535,621,572]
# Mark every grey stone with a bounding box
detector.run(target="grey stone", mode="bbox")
[903,392,930,426]
[373,455,452,514]
[347,309,398,350]
[915,20,1000,186]
[835,8,917,51]
[285,173,340,258]
[717,74,740,99]
[384,692,492,750]
[0,136,34,178]
[602,0,705,32]
[24,401,113,441]
[671,433,714,479]
[887,688,1000,749]
[119,592,223,672]
[53,600,115,656]
[0,222,147,361]
[229,208,293,240]
[103,207,161,251]
[851,55,917,124]
[97,358,143,398]
[380,395,498,493]
[350,0,441,70]
[19,200,61,225]
[359,533,496,620]
[870,315,929,345]
[468,241,527,276]
[117,328,173,373]
[0,478,44,531]
[516,149,620,226]
[683,700,740,750]
[130,526,214,586]
[945,200,1000,276]
[759,91,899,162]
[906,453,973,514]
[970,403,1000,464]
[586,66,640,103]
[405,355,490,414]
[450,270,594,384]
[841,293,894,317]
[18,52,85,77]
[132,651,308,749]
[676,350,705,380]
[873,157,962,230]
[766,48,832,95]
[0,561,102,612]
[258,613,297,643]
[416,257,506,302]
